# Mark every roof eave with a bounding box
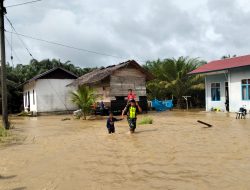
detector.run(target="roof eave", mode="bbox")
[189,69,229,75]
[189,63,250,75]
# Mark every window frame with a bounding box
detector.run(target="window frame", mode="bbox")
[242,79,250,101]
[211,82,221,101]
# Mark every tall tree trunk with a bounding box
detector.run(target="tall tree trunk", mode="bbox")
[83,111,87,120]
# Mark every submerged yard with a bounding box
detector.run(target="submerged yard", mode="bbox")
[0,111,250,190]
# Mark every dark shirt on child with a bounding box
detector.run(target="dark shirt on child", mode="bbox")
[106,117,122,133]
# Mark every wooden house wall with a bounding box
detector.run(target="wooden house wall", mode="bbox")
[110,68,147,98]
[91,78,111,102]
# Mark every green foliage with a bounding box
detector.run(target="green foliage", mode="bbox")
[17,111,30,116]
[139,117,153,125]
[71,85,97,120]
[61,117,71,121]
[0,126,9,138]
[1,59,94,113]
[146,81,170,100]
[144,57,206,108]
[0,124,24,144]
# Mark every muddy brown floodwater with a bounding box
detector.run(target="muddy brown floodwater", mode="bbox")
[0,111,250,190]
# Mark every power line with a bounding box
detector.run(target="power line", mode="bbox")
[4,18,147,63]
[5,36,22,66]
[5,36,14,67]
[6,0,42,8]
[5,16,35,59]
[5,29,129,60]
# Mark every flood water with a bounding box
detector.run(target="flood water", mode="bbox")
[0,111,250,190]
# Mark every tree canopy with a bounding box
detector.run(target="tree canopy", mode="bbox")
[144,57,206,108]
[1,56,207,113]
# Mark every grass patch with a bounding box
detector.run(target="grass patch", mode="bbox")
[0,126,10,143]
[139,117,153,125]
[0,123,24,145]
[61,117,71,121]
[17,111,29,116]
[0,127,8,137]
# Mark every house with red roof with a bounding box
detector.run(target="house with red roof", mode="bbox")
[190,55,250,112]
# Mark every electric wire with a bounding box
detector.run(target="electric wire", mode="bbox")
[6,0,42,8]
[5,36,22,66]
[5,16,35,60]
[4,17,147,63]
[5,29,128,60]
[10,24,13,65]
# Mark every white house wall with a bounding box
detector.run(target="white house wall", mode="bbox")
[23,81,37,112]
[36,79,77,113]
[205,74,227,111]
[229,68,250,112]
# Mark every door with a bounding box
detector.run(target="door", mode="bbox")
[27,91,30,111]
[225,82,229,112]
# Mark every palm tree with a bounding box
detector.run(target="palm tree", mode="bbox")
[145,57,205,108]
[164,57,205,108]
[71,85,97,120]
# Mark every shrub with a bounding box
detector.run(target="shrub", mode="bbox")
[139,117,153,125]
[0,126,9,138]
[17,111,29,116]
[71,85,97,120]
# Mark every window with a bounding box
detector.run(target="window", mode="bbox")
[242,79,250,100]
[211,83,220,101]
[33,90,35,105]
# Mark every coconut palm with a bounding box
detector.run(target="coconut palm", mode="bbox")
[164,57,205,108]
[145,57,205,108]
[71,85,97,120]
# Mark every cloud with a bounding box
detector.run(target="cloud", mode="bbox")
[4,0,250,68]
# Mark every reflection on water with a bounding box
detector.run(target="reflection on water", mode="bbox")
[1,111,250,190]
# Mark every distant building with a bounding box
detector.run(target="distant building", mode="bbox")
[23,67,78,114]
[69,60,154,112]
[190,55,250,112]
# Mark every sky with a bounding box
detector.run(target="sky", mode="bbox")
[4,0,250,67]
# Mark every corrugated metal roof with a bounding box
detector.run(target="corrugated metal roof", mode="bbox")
[189,54,250,74]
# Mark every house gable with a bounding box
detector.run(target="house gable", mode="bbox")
[23,67,78,85]
[38,68,78,79]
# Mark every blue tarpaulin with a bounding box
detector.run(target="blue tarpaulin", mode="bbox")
[152,99,173,111]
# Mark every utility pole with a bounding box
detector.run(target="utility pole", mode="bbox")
[0,0,9,129]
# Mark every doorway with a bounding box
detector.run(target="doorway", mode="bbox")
[225,82,229,112]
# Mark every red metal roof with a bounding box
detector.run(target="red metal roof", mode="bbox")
[189,54,250,74]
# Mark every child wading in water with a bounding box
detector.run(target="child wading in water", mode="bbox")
[106,113,122,134]
[122,99,142,133]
